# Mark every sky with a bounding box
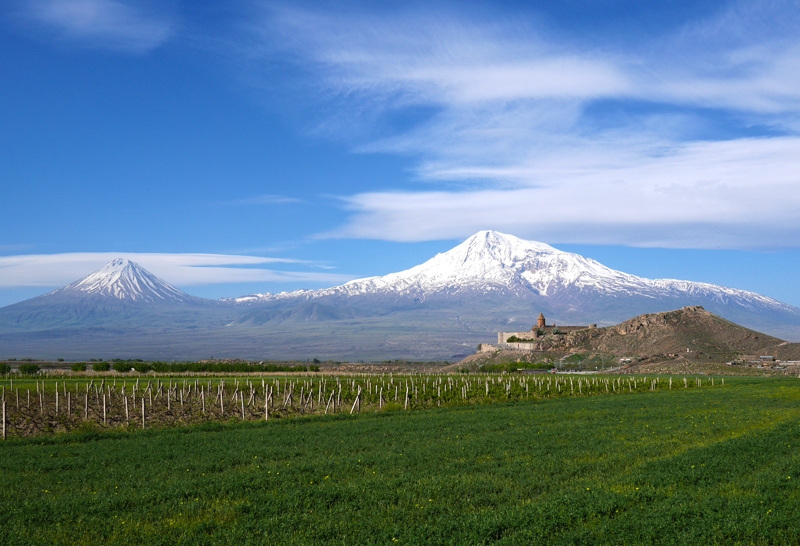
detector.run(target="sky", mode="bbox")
[2,0,800,307]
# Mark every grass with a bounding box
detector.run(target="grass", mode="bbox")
[1,376,799,544]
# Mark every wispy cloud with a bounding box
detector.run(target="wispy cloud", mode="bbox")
[225,194,303,205]
[248,1,800,249]
[20,0,174,53]
[0,253,354,288]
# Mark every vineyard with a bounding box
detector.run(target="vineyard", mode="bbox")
[1,374,798,544]
[1,373,722,439]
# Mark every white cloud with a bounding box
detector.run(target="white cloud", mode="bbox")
[0,253,354,288]
[330,136,800,248]
[247,3,800,248]
[22,0,173,53]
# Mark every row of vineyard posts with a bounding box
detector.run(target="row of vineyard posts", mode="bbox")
[0,374,724,439]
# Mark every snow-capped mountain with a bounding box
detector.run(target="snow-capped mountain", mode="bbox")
[0,259,221,338]
[3,233,800,360]
[53,258,200,304]
[234,230,791,314]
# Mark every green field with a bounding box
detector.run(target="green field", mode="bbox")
[1,376,799,544]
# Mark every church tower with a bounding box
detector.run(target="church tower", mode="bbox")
[537,312,546,328]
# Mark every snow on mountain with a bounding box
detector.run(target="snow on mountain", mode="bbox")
[54,258,199,304]
[234,230,792,312]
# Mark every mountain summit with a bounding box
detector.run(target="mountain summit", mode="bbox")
[53,258,199,304]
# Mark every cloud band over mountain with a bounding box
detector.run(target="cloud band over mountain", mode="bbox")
[0,253,354,288]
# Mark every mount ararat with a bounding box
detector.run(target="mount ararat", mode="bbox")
[2,231,799,360]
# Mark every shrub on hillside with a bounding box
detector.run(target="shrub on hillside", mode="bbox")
[71,362,87,372]
[112,362,130,373]
[0,363,11,375]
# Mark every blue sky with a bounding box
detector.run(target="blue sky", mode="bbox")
[2,0,800,307]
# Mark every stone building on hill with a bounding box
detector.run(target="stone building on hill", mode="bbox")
[497,313,596,344]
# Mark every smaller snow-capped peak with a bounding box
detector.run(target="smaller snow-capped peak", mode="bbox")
[57,258,196,304]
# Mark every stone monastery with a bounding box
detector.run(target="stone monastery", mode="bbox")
[496,313,597,344]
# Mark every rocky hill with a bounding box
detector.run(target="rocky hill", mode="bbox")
[463,306,800,370]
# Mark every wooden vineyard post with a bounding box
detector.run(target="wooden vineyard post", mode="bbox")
[141,398,145,430]
[201,389,205,415]
[102,394,107,426]
[379,387,383,409]
[67,392,71,416]
[404,385,409,410]
[2,400,6,440]
[55,390,59,415]
[124,396,129,426]
[85,392,89,420]
[350,386,361,415]
[241,395,245,421]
